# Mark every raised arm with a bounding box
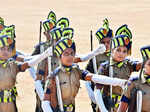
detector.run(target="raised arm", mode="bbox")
[74,44,106,63]
[17,47,52,73]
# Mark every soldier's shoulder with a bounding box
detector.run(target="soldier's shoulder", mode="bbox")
[34,42,46,49]
[52,66,61,76]
[100,61,109,67]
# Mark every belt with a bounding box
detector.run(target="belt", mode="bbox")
[64,104,74,112]
[0,86,17,103]
[112,94,121,107]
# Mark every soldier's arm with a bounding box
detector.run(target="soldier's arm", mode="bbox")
[34,59,47,101]
[42,77,58,112]
[36,59,47,80]
[86,59,95,73]
[96,62,109,89]
[31,43,41,56]
[16,47,52,73]
[129,59,142,72]
[74,44,106,63]
[117,82,135,112]
[77,65,127,87]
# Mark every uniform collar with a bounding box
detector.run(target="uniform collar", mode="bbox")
[110,59,127,68]
[104,51,110,57]
[61,64,73,73]
[0,59,8,68]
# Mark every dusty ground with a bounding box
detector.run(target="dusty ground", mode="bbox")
[1,0,150,111]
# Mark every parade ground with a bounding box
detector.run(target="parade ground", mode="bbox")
[1,0,150,111]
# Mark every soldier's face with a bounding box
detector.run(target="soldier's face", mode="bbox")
[101,37,111,51]
[144,59,150,75]
[112,46,128,62]
[61,48,75,66]
[0,46,13,60]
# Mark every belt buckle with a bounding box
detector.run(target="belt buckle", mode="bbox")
[5,91,12,98]
[66,105,73,112]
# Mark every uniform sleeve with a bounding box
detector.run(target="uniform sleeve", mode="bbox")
[98,61,109,76]
[43,77,58,108]
[128,60,141,72]
[86,59,95,73]
[77,65,89,80]
[31,44,41,56]
[121,82,135,104]
[17,62,28,72]
[36,59,47,76]
[12,54,18,60]
[96,62,109,89]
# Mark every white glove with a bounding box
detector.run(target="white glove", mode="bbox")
[81,44,106,61]
[85,81,96,103]
[91,74,127,88]
[35,80,44,101]
[27,47,52,67]
[129,74,139,81]
[24,55,40,61]
[94,88,108,112]
[42,101,53,112]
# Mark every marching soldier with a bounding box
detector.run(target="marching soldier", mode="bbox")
[96,32,142,111]
[85,19,113,112]
[118,45,150,112]
[41,38,128,112]
[0,35,52,112]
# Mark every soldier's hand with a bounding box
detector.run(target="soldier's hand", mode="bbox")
[94,44,106,55]
[74,57,82,63]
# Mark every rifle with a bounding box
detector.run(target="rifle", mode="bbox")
[109,38,115,112]
[91,30,108,112]
[90,30,98,73]
[39,21,42,46]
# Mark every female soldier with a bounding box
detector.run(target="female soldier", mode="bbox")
[0,35,52,112]
[41,38,128,112]
[118,45,150,112]
[96,34,141,111]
